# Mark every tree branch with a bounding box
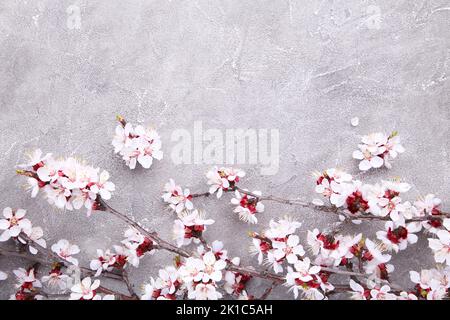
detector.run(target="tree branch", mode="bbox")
[97,201,407,293]
[193,186,450,223]
[10,233,136,300]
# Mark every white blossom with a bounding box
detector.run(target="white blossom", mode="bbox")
[231,190,264,224]
[51,239,80,266]
[18,151,115,216]
[162,179,194,214]
[353,132,404,171]
[206,166,245,198]
[112,122,163,169]
[0,208,32,242]
[70,277,100,300]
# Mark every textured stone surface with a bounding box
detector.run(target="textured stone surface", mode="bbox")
[0,0,449,299]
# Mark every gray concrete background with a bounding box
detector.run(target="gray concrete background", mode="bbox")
[0,0,449,299]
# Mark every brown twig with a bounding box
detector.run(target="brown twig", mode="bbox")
[121,269,138,299]
[258,282,278,300]
[0,247,53,266]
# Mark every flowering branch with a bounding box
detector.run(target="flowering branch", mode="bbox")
[3,127,448,301]
[17,232,122,281]
[101,198,404,294]
[15,232,136,300]
[101,202,402,291]
[98,199,190,258]
[193,186,450,224]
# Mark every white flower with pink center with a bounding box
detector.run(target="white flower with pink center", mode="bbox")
[17,149,52,170]
[265,217,302,240]
[89,171,115,201]
[13,267,41,289]
[353,132,387,171]
[162,179,194,214]
[197,240,228,261]
[370,284,397,300]
[197,251,227,283]
[173,210,214,247]
[41,271,71,292]
[353,132,404,171]
[366,181,410,221]
[231,190,264,224]
[18,151,115,216]
[112,121,163,170]
[51,239,80,266]
[409,267,450,300]
[189,283,222,300]
[157,266,180,295]
[18,226,47,255]
[206,166,245,198]
[178,257,205,284]
[363,239,393,276]
[376,220,420,253]
[272,235,305,265]
[90,249,116,277]
[330,233,363,266]
[70,277,100,300]
[285,258,325,300]
[349,279,369,300]
[314,168,353,207]
[415,194,442,216]
[141,279,159,300]
[0,208,32,242]
[428,230,450,265]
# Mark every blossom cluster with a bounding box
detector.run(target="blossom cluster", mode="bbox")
[18,149,115,216]
[314,169,412,220]
[163,167,265,225]
[249,217,336,299]
[307,229,363,268]
[3,124,449,301]
[206,166,245,198]
[348,266,450,300]
[10,267,43,300]
[348,279,416,300]
[409,267,450,300]
[162,179,193,214]
[112,119,163,170]
[141,241,248,300]
[173,210,214,248]
[352,131,405,171]
[0,207,46,255]
[90,227,156,275]
[314,168,449,261]
[9,265,114,300]
[250,217,303,272]
[248,216,407,299]
[1,210,143,300]
[231,190,265,224]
